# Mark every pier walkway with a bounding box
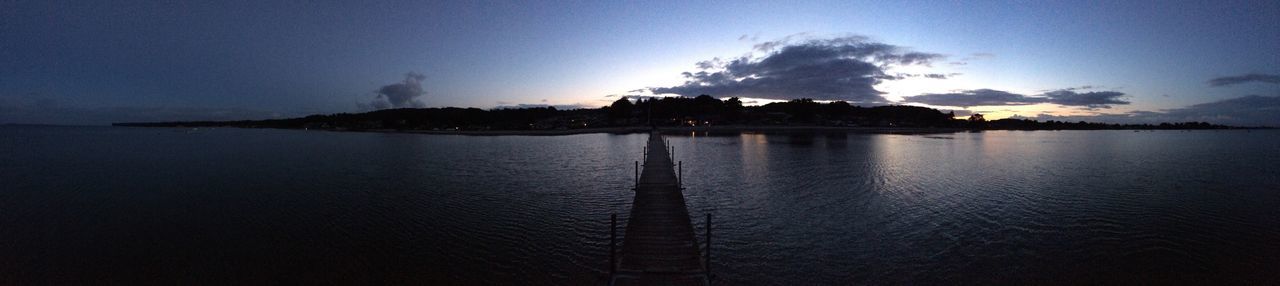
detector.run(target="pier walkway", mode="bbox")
[609,132,708,286]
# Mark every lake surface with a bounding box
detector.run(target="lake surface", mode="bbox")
[2,126,1278,284]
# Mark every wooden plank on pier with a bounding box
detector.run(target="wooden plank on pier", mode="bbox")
[611,132,708,286]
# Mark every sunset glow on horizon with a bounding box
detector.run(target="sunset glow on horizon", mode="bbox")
[3,1,1277,126]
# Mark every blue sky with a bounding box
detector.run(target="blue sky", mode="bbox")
[2,0,1278,125]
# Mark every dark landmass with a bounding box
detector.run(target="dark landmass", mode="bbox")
[114,96,1244,133]
[1,123,85,127]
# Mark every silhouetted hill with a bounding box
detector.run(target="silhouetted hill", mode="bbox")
[114,96,1235,131]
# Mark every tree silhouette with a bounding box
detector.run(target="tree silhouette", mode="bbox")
[967,113,987,129]
[114,96,1235,131]
[968,113,985,122]
[724,97,745,122]
[607,97,635,123]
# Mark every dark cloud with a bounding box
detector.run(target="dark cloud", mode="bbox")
[1048,85,1098,92]
[651,36,943,104]
[362,72,427,110]
[604,94,659,100]
[1036,95,1280,127]
[751,33,812,52]
[901,88,1130,108]
[1041,90,1129,109]
[901,89,1045,107]
[695,58,724,69]
[889,73,954,80]
[619,95,669,101]
[1208,73,1280,87]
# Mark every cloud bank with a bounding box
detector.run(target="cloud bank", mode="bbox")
[1036,95,1280,127]
[1040,90,1130,108]
[900,89,1041,107]
[1208,73,1280,87]
[650,36,943,104]
[901,88,1130,108]
[361,72,428,110]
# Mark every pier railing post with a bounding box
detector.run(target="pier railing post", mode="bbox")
[634,161,639,188]
[678,161,682,188]
[610,214,617,277]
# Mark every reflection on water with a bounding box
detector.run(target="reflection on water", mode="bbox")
[671,130,1280,284]
[1,126,1278,284]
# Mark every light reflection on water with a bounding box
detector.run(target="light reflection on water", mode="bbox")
[671,130,1279,284]
[1,126,1278,284]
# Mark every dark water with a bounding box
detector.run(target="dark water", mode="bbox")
[2,126,1278,284]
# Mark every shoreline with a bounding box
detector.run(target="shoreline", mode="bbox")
[110,124,1270,136]
[259,125,968,136]
[657,125,967,135]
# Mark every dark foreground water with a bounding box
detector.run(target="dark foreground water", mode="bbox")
[2,126,1278,284]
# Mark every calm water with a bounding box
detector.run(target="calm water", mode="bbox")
[2,126,1278,284]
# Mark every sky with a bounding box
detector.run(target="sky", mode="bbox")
[2,0,1279,126]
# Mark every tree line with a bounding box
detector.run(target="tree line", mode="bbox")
[114,95,1232,131]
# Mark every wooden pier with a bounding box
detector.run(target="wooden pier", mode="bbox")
[609,132,710,286]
